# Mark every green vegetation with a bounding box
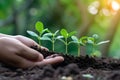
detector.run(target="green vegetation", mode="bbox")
[42,30,60,51]
[27,21,48,45]
[71,34,109,57]
[71,36,85,56]
[59,29,76,54]
[27,21,109,57]
[81,34,109,57]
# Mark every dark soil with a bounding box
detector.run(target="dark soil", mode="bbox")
[0,46,120,80]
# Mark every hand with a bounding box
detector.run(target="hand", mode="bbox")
[0,35,64,68]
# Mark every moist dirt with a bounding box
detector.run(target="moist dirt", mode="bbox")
[0,46,120,80]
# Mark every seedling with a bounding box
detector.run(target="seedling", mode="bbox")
[85,34,109,57]
[71,36,86,56]
[27,21,109,57]
[41,30,61,51]
[27,21,48,45]
[58,29,76,54]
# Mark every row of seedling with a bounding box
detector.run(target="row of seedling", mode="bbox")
[27,21,109,57]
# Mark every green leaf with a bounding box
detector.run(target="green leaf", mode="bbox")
[71,36,78,42]
[41,28,49,35]
[90,51,102,57]
[27,30,38,37]
[87,37,94,44]
[57,38,65,44]
[40,37,51,41]
[68,31,77,37]
[35,21,44,33]
[60,29,68,38]
[54,30,59,36]
[43,33,53,37]
[80,36,88,45]
[92,34,99,40]
[56,36,64,39]
[97,40,110,45]
[68,41,78,45]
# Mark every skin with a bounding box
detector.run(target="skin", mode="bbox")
[0,33,64,68]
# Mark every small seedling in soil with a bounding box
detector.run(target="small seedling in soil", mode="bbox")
[27,21,48,45]
[59,29,76,54]
[85,34,109,57]
[27,21,109,57]
[71,36,86,56]
[41,30,61,51]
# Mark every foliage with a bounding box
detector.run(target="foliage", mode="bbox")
[27,21,48,45]
[27,21,109,57]
[42,30,60,51]
[59,29,77,54]
[71,36,85,56]
[82,34,109,57]
[71,34,109,57]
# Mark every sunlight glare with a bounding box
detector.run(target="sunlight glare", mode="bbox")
[88,1,100,15]
[111,1,120,11]
[102,8,110,16]
[88,6,98,15]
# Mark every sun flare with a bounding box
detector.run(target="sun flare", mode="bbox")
[111,1,120,11]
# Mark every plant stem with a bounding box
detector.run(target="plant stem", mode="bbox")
[65,38,68,54]
[38,33,41,45]
[78,44,80,56]
[38,37,41,45]
[52,35,55,51]
[52,41,54,51]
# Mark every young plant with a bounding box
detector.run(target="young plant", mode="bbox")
[58,29,76,54]
[41,30,60,51]
[71,36,86,56]
[27,21,48,45]
[85,34,110,57]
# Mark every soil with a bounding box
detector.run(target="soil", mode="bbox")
[0,46,120,80]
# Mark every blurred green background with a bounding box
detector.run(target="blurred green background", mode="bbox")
[0,0,120,58]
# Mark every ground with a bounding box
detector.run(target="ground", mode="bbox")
[0,47,120,80]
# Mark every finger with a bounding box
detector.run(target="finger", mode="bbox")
[45,54,59,59]
[35,56,64,66]
[0,54,35,68]
[39,46,49,51]
[13,35,49,51]
[16,44,44,62]
[13,35,39,47]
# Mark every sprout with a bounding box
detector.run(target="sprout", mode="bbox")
[27,21,109,57]
[85,34,110,57]
[27,21,48,45]
[41,30,60,51]
[58,29,76,54]
[71,36,84,56]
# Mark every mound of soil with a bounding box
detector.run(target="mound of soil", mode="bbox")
[0,46,120,80]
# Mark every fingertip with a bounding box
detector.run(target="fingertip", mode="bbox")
[54,56,64,62]
[40,46,49,51]
[35,56,64,66]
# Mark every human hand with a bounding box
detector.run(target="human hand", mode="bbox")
[0,36,64,68]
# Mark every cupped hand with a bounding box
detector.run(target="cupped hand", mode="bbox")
[0,36,64,68]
